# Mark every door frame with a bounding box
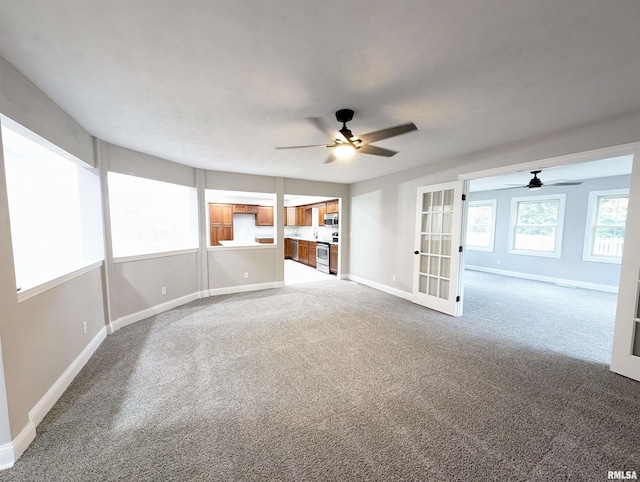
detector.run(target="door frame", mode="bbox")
[457,142,640,382]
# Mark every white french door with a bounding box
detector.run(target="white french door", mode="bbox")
[413,181,465,316]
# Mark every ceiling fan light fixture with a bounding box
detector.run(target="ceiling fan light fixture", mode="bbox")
[334,144,355,159]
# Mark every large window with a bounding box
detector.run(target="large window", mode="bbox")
[508,194,566,258]
[583,189,628,263]
[2,119,103,292]
[466,199,497,251]
[108,172,198,258]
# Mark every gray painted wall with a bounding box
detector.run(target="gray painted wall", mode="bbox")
[208,248,277,290]
[349,110,640,296]
[113,253,199,319]
[0,55,103,443]
[466,175,630,287]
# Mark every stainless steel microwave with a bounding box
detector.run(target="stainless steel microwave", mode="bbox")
[324,213,338,227]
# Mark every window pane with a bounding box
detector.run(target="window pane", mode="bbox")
[596,196,628,225]
[466,201,495,250]
[109,173,198,257]
[514,226,556,251]
[517,200,558,225]
[593,227,625,256]
[2,123,103,291]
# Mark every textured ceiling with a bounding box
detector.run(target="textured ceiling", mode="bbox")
[1,1,639,184]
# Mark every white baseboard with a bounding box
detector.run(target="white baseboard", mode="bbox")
[29,326,107,426]
[208,282,279,296]
[348,275,414,302]
[0,326,106,470]
[110,292,200,332]
[0,421,36,470]
[465,265,619,293]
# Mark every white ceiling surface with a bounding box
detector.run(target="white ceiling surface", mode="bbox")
[469,155,633,192]
[0,2,639,184]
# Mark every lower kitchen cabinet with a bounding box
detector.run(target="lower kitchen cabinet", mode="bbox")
[308,241,316,268]
[210,226,233,246]
[284,238,291,258]
[298,240,309,264]
[329,244,338,274]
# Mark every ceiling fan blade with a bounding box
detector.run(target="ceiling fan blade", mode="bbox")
[307,117,342,140]
[545,180,583,186]
[275,143,329,150]
[357,144,397,157]
[496,185,527,191]
[358,122,418,144]
[323,152,337,164]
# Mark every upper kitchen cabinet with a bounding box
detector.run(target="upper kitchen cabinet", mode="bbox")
[286,207,297,226]
[233,204,259,214]
[326,200,339,214]
[256,206,274,226]
[210,203,233,225]
[295,206,312,226]
[317,203,327,225]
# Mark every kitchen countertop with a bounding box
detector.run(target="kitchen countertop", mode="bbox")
[287,236,339,245]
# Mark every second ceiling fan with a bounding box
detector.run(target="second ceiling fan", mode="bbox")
[501,170,583,190]
[276,109,418,164]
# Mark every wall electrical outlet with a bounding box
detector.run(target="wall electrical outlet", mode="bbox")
[244,272,249,279]
[392,275,397,282]
[161,286,167,295]
[497,259,501,265]
[82,321,87,335]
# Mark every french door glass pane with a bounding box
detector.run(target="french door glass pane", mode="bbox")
[430,235,441,254]
[419,255,428,273]
[422,193,432,212]
[428,277,438,296]
[439,279,450,299]
[419,275,428,294]
[429,256,439,275]
[432,191,443,212]
[443,190,454,212]
[440,257,451,277]
[431,213,442,233]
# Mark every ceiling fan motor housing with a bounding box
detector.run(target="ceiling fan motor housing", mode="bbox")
[335,109,354,124]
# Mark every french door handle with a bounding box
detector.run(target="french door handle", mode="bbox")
[414,250,419,255]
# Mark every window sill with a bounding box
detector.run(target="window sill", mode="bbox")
[18,260,103,303]
[113,248,199,264]
[208,244,277,251]
[583,256,622,265]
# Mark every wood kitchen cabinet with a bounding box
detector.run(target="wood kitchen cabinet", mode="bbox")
[234,204,258,214]
[326,200,339,214]
[298,240,309,264]
[286,207,297,226]
[308,241,316,268]
[210,226,233,246]
[256,206,274,226]
[210,203,233,225]
[329,244,338,274]
[295,207,306,226]
[210,203,233,246]
[284,238,291,258]
[317,203,326,226]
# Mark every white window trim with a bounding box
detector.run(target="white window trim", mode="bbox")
[582,188,628,264]
[466,199,497,252]
[508,193,566,258]
[17,260,103,303]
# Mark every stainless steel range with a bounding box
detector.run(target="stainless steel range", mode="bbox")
[316,241,330,274]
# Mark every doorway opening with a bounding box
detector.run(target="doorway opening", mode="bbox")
[461,154,632,363]
[283,194,341,286]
